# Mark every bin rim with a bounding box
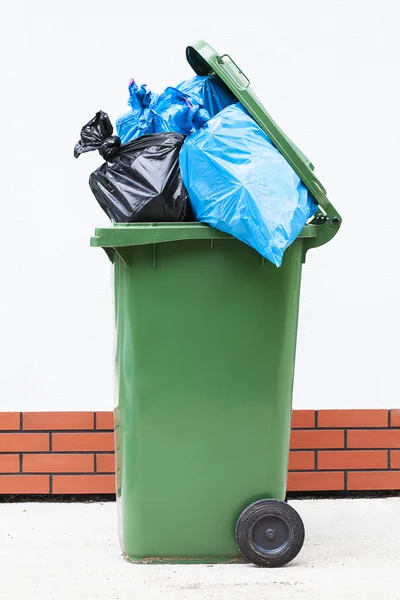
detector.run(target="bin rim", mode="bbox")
[91,222,317,249]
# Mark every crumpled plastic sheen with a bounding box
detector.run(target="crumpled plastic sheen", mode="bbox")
[74,111,191,223]
[179,103,318,267]
[116,76,236,144]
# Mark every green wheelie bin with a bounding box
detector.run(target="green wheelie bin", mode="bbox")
[91,41,341,567]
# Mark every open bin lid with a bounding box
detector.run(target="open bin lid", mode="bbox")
[186,41,341,247]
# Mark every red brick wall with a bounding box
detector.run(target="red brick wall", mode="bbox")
[0,410,399,494]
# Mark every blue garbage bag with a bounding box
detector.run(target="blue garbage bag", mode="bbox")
[179,103,318,267]
[151,87,210,136]
[116,83,209,143]
[116,80,157,144]
[176,75,236,118]
[116,76,236,144]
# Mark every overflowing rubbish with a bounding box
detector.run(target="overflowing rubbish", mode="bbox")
[179,103,318,267]
[74,111,191,223]
[75,69,321,266]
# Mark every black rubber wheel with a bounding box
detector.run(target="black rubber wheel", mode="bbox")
[235,499,305,567]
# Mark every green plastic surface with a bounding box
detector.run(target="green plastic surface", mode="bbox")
[111,237,303,561]
[91,222,316,254]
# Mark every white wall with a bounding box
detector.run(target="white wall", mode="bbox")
[2,0,399,410]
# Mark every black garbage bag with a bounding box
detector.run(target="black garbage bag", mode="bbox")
[74,111,191,222]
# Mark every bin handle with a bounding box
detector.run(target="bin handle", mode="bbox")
[217,54,250,90]
[302,200,342,260]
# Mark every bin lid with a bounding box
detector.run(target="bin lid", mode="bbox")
[186,41,329,212]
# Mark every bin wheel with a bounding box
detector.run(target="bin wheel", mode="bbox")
[235,499,305,567]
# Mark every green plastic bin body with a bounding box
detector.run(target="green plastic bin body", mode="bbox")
[91,41,341,563]
[93,224,321,562]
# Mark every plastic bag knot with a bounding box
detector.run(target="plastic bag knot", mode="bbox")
[99,136,121,161]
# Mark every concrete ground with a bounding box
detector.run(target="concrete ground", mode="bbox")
[1,498,399,600]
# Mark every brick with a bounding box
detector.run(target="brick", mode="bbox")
[288,451,315,471]
[0,455,20,473]
[390,450,400,469]
[96,454,115,473]
[347,471,400,491]
[0,475,49,494]
[391,410,400,427]
[0,433,49,452]
[290,429,344,450]
[318,450,388,470]
[52,475,115,494]
[318,409,388,428]
[287,471,344,492]
[23,454,94,473]
[291,410,315,429]
[348,430,400,449]
[96,412,114,430]
[0,413,20,431]
[23,412,94,431]
[52,433,114,452]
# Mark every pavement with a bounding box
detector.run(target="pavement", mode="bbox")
[1,498,399,599]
